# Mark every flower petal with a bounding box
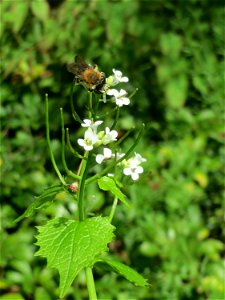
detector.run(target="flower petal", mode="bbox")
[96,154,104,164]
[131,173,139,181]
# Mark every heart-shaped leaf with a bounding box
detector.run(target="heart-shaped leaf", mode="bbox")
[35,216,115,297]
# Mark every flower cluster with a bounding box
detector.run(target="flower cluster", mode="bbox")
[101,69,130,107]
[78,119,118,151]
[95,147,146,181]
[76,67,146,181]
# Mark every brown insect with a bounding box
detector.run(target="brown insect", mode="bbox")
[67,56,105,93]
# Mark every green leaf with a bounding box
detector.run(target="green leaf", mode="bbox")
[35,287,51,300]
[165,75,188,108]
[0,293,25,300]
[106,4,125,46]
[35,216,115,298]
[100,258,149,287]
[98,176,129,207]
[160,33,182,57]
[193,75,208,95]
[14,185,64,223]
[11,2,29,33]
[31,0,49,22]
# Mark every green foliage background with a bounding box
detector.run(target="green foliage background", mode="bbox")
[1,0,224,299]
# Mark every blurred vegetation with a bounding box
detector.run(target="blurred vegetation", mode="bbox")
[1,0,224,299]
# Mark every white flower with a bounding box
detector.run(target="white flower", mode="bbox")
[112,69,129,83]
[131,153,147,165]
[81,119,103,132]
[122,153,146,181]
[106,88,117,96]
[81,119,92,127]
[96,148,112,164]
[123,165,144,180]
[106,70,129,87]
[107,89,130,107]
[102,127,118,145]
[77,128,99,151]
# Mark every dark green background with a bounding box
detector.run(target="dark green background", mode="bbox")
[1,0,224,299]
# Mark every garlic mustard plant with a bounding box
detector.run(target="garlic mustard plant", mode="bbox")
[16,56,148,299]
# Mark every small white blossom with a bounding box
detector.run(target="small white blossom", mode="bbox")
[106,70,129,87]
[123,165,144,180]
[96,148,112,164]
[102,127,118,145]
[107,89,130,107]
[106,89,117,96]
[123,153,146,181]
[112,69,129,83]
[132,153,147,165]
[77,128,99,151]
[81,119,103,132]
[81,119,92,127]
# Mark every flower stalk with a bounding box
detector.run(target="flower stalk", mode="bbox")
[45,94,66,186]
[60,108,80,180]
[77,151,89,221]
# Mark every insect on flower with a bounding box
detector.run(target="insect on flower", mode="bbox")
[67,56,106,93]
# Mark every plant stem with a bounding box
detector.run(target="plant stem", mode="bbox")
[111,106,120,130]
[45,94,66,186]
[109,197,118,223]
[66,128,84,159]
[88,92,93,119]
[85,267,97,300]
[60,108,80,180]
[77,151,89,221]
[77,151,97,300]
[76,92,97,300]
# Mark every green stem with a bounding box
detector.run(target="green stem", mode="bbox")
[93,93,100,118]
[45,94,66,186]
[112,129,132,150]
[66,128,84,159]
[77,152,98,300]
[111,107,120,130]
[109,197,118,223]
[88,92,93,119]
[98,106,117,120]
[129,88,138,99]
[77,151,89,221]
[85,267,97,300]
[60,108,80,180]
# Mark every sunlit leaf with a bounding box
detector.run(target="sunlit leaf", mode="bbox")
[165,75,188,108]
[100,258,149,287]
[11,2,29,33]
[0,293,25,300]
[98,176,129,206]
[35,216,115,297]
[31,0,49,22]
[14,185,64,223]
